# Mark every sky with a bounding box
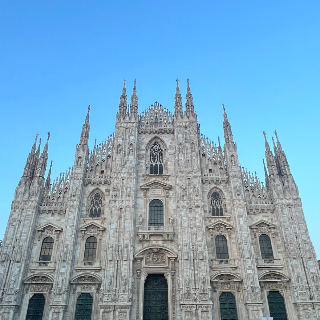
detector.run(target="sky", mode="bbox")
[0,1,320,255]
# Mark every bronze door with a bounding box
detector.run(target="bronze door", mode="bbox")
[143,274,168,320]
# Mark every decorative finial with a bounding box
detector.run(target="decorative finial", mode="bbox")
[263,131,266,139]
[134,79,136,88]
[222,103,225,112]
[123,79,126,87]
[88,105,90,111]
[47,132,50,141]
[187,78,190,88]
[176,79,179,87]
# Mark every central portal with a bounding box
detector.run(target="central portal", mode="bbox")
[143,274,168,320]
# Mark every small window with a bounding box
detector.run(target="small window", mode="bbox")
[74,293,93,320]
[89,192,102,217]
[84,236,97,261]
[209,169,212,173]
[259,234,274,259]
[211,191,223,216]
[26,294,45,320]
[39,237,54,261]
[215,235,229,259]
[149,199,164,226]
[150,142,163,175]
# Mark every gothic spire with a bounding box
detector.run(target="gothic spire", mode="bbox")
[45,160,53,190]
[185,79,194,117]
[174,79,183,118]
[80,106,90,146]
[119,79,127,117]
[263,131,277,176]
[223,104,234,144]
[35,132,50,178]
[22,133,39,178]
[274,130,291,176]
[130,79,138,115]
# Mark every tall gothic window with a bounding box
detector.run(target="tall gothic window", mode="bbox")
[149,142,163,175]
[211,192,223,216]
[259,234,274,259]
[84,236,97,262]
[39,237,54,262]
[219,292,238,320]
[267,291,288,320]
[215,235,229,259]
[89,192,102,217]
[74,293,93,320]
[26,294,45,320]
[148,199,164,226]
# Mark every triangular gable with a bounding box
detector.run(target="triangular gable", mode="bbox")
[140,179,172,191]
[210,272,242,282]
[37,223,63,232]
[80,221,106,232]
[135,245,177,258]
[208,220,233,230]
[249,220,276,230]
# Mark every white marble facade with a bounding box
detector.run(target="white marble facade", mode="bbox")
[0,80,320,320]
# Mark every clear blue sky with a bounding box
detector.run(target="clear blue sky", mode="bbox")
[1,1,320,256]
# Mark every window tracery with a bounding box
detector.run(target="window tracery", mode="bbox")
[210,191,224,216]
[87,190,104,218]
[149,142,163,175]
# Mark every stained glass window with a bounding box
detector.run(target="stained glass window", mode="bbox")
[149,199,164,226]
[219,292,238,320]
[89,192,102,217]
[39,237,54,262]
[215,235,229,259]
[259,234,274,259]
[268,291,288,320]
[84,236,97,262]
[26,294,45,320]
[150,142,163,175]
[74,293,93,320]
[211,192,223,216]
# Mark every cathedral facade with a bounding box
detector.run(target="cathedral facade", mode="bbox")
[0,80,319,320]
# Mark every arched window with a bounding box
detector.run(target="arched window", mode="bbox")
[39,237,54,261]
[215,235,229,259]
[259,234,274,259]
[149,142,163,174]
[89,192,103,217]
[84,236,97,262]
[211,192,223,216]
[267,291,288,320]
[26,294,45,320]
[148,199,164,226]
[219,292,238,320]
[74,293,93,320]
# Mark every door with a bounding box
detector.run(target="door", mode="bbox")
[219,292,238,320]
[268,291,288,320]
[143,274,168,320]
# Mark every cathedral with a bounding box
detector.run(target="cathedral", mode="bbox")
[0,80,319,320]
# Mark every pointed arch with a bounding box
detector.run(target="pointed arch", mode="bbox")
[87,188,105,217]
[208,187,226,216]
[146,137,167,175]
